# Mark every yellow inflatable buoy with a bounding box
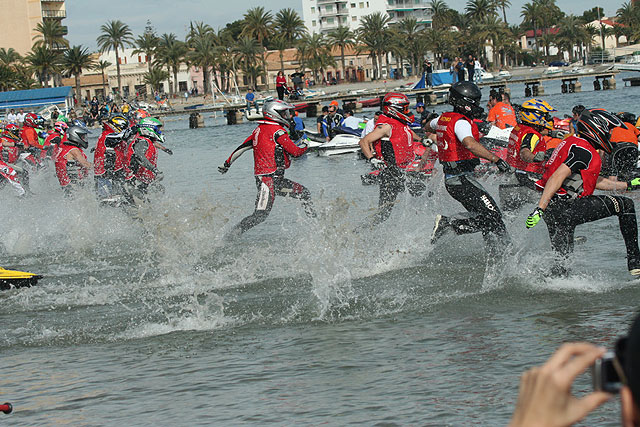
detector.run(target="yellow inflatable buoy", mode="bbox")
[0,267,42,290]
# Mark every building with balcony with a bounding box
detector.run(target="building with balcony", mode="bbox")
[302,0,431,34]
[0,0,67,56]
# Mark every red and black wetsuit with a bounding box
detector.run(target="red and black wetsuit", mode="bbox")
[0,137,20,164]
[434,112,508,249]
[536,135,640,267]
[369,114,416,225]
[223,119,315,235]
[506,124,546,176]
[124,135,158,185]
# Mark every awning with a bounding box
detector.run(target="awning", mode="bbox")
[0,86,74,111]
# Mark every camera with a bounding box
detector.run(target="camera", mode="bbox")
[592,352,623,393]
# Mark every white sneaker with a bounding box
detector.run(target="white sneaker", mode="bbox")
[431,215,450,245]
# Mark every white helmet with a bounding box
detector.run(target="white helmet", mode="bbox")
[262,99,294,128]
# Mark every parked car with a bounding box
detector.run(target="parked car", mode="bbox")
[548,61,569,67]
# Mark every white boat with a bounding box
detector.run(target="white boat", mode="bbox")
[244,106,262,120]
[543,66,563,75]
[480,70,495,82]
[306,132,361,156]
[497,70,512,80]
[616,55,640,71]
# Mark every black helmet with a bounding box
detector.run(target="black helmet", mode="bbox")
[576,109,624,154]
[616,111,637,125]
[66,125,89,149]
[449,81,483,118]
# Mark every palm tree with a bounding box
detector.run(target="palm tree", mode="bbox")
[96,20,135,97]
[242,7,273,89]
[156,33,187,95]
[63,45,95,104]
[93,60,112,98]
[25,46,61,88]
[133,31,158,74]
[0,48,22,67]
[494,0,511,24]
[274,8,306,45]
[357,12,390,80]
[187,25,217,95]
[144,67,169,92]
[234,36,263,88]
[465,0,497,21]
[33,19,69,51]
[430,0,451,29]
[397,18,423,76]
[327,25,354,81]
[297,33,334,83]
[270,35,289,73]
[521,1,541,55]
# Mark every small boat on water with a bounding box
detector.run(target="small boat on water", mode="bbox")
[543,66,563,75]
[0,267,42,290]
[305,131,362,156]
[497,70,512,80]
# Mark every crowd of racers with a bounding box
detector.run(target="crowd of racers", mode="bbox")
[0,108,170,204]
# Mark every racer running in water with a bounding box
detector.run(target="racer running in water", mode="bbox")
[499,98,557,211]
[218,99,315,237]
[123,117,172,202]
[1,123,36,193]
[54,125,92,196]
[20,113,41,154]
[359,92,424,226]
[526,109,640,277]
[94,114,131,199]
[602,111,640,180]
[426,82,512,254]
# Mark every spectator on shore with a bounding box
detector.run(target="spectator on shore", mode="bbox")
[245,88,257,111]
[456,57,465,82]
[276,71,287,101]
[465,55,475,82]
[474,57,482,82]
[16,109,25,127]
[7,109,17,123]
[425,60,433,88]
[510,312,640,427]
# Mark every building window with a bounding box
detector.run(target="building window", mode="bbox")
[388,0,393,3]
[351,2,355,7]
[326,4,333,11]
[311,6,315,13]
[389,12,394,18]
[352,15,357,21]
[366,2,369,6]
[359,2,364,7]
[327,17,334,24]
[312,20,316,26]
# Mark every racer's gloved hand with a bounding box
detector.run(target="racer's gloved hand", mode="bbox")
[532,151,546,162]
[495,158,512,173]
[421,137,435,147]
[369,157,385,170]
[164,148,173,155]
[218,163,230,174]
[526,207,544,229]
[628,178,640,191]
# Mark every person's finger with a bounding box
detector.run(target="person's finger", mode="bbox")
[562,346,607,383]
[544,342,599,371]
[569,392,612,423]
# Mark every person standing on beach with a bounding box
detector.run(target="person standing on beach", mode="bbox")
[425,60,433,88]
[456,58,465,82]
[276,71,287,101]
[465,55,475,82]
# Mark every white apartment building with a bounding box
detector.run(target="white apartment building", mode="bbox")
[301,0,432,34]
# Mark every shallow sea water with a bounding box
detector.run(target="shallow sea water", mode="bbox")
[2,72,640,426]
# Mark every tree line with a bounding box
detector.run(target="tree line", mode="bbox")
[0,2,637,98]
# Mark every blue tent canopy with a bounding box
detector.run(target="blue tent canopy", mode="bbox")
[0,86,73,111]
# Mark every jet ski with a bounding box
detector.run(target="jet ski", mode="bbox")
[304,128,362,156]
[0,267,42,290]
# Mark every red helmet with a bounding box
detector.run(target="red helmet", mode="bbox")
[2,123,20,141]
[382,92,411,124]
[23,112,37,128]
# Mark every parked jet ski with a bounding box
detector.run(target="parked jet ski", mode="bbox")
[0,267,42,290]
[304,127,362,156]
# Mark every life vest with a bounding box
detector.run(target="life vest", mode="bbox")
[487,102,517,129]
[250,121,307,175]
[535,135,601,198]
[506,124,546,174]
[435,112,480,173]
[94,129,113,176]
[610,122,639,146]
[20,126,38,149]
[54,143,88,187]
[375,114,415,169]
[125,135,158,184]
[0,137,20,163]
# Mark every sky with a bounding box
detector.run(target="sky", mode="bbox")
[66,0,626,51]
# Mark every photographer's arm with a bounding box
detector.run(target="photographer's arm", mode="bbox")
[509,343,611,427]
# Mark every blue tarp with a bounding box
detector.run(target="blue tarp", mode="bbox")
[0,86,73,110]
[414,71,454,89]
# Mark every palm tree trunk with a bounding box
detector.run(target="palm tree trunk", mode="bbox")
[502,7,507,24]
[173,67,178,96]
[75,74,81,107]
[115,46,121,97]
[166,64,172,94]
[340,46,346,82]
[101,70,106,97]
[279,51,284,72]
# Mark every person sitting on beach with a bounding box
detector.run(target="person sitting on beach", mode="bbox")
[509,312,640,427]
[245,88,257,111]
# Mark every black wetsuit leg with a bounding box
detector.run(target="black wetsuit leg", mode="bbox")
[272,175,316,218]
[544,195,640,262]
[444,174,509,248]
[372,166,406,225]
